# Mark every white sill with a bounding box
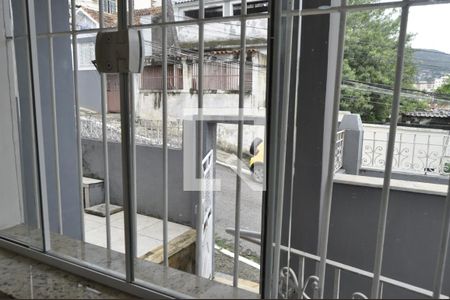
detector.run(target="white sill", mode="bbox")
[334,173,448,197]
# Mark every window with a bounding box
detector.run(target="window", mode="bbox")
[233,0,268,15]
[77,42,95,70]
[141,65,184,90]
[191,61,252,92]
[184,6,223,19]
[103,0,117,14]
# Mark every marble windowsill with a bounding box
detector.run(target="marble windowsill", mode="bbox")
[0,225,259,299]
[0,247,132,299]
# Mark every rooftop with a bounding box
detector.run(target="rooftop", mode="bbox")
[402,109,450,118]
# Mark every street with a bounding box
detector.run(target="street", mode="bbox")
[214,164,263,258]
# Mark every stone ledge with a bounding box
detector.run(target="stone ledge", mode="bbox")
[334,173,448,197]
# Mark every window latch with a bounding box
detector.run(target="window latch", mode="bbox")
[94,29,144,74]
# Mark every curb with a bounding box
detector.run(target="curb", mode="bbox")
[216,160,253,176]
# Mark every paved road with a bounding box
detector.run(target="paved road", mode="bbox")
[214,164,263,257]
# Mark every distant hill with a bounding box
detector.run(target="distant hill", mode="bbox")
[413,49,450,83]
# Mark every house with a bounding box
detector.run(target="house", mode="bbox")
[400,109,450,129]
[75,0,268,120]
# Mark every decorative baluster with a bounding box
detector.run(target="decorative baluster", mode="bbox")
[372,131,376,166]
[397,133,403,168]
[298,257,305,299]
[332,268,341,299]
[425,135,431,174]
[411,134,416,171]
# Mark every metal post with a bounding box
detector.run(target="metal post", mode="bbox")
[370,5,409,298]
[263,0,283,297]
[70,0,86,242]
[128,1,137,247]
[46,0,63,235]
[100,0,112,251]
[233,0,247,288]
[271,0,298,296]
[162,0,169,268]
[432,175,450,298]
[25,0,51,251]
[195,0,205,277]
[317,0,347,297]
[286,0,303,297]
[117,0,136,282]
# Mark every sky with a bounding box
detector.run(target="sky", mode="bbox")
[407,3,450,55]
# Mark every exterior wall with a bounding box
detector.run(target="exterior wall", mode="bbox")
[78,70,102,112]
[81,139,196,226]
[324,181,450,298]
[176,19,268,45]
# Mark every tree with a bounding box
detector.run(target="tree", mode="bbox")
[435,77,450,95]
[340,3,418,122]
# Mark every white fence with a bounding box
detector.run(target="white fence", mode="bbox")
[80,114,183,148]
[362,124,450,176]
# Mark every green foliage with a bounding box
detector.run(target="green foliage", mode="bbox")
[435,77,450,95]
[340,4,419,122]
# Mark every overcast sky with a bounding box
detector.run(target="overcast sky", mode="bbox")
[408,3,450,54]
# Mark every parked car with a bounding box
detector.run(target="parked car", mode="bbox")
[249,138,264,183]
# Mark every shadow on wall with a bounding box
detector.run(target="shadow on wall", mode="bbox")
[81,139,196,227]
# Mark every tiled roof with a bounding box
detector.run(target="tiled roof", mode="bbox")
[175,0,197,4]
[208,49,259,55]
[403,110,450,118]
[81,6,162,27]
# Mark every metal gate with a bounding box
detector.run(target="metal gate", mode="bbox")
[198,149,215,279]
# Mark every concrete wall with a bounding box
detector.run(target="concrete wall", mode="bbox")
[78,70,102,112]
[81,139,196,226]
[11,0,83,239]
[323,182,450,298]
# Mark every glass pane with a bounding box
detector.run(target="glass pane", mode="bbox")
[0,0,43,250]
[131,11,268,296]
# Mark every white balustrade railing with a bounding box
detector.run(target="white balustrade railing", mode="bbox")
[335,130,345,173]
[362,128,450,176]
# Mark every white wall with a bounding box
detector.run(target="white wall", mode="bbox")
[0,0,23,229]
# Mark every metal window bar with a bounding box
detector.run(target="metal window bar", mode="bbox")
[99,0,112,251]
[25,0,51,251]
[278,244,450,299]
[263,0,283,297]
[46,0,63,235]
[271,0,296,297]
[282,0,297,298]
[432,175,450,297]
[70,0,85,242]
[9,0,450,42]
[128,0,138,265]
[116,0,136,282]
[233,0,247,288]
[195,0,205,277]
[162,0,169,268]
[370,5,410,298]
[316,0,347,297]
